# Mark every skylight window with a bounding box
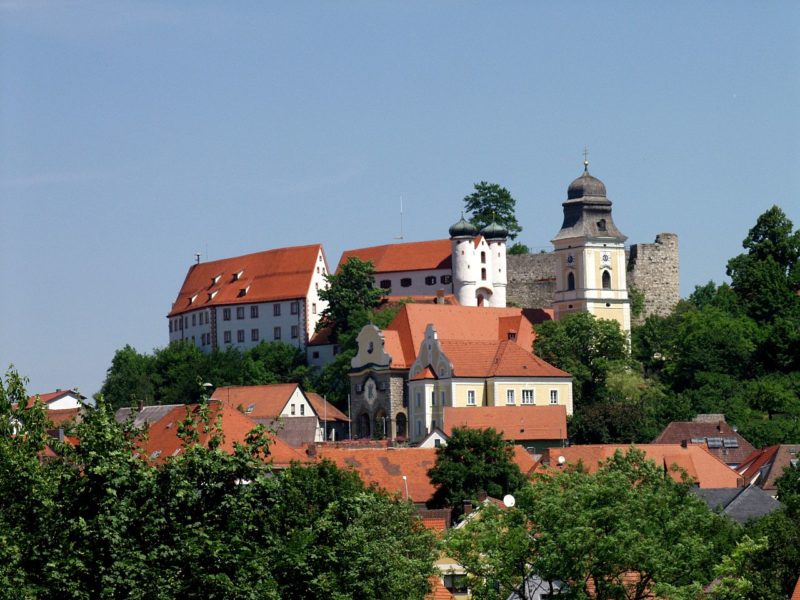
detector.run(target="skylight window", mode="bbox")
[149,450,161,460]
[723,438,739,448]
[706,437,723,449]
[246,403,255,414]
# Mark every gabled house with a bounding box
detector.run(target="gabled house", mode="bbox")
[211,384,349,446]
[653,414,755,467]
[24,389,88,431]
[168,244,329,353]
[348,303,559,440]
[737,444,800,496]
[693,486,781,524]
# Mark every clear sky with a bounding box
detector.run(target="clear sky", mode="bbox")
[2,1,799,398]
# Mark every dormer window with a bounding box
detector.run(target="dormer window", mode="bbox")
[189,294,198,305]
[211,275,221,286]
[233,270,244,281]
[208,290,218,301]
[238,286,249,297]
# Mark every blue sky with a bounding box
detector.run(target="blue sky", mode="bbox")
[2,1,799,398]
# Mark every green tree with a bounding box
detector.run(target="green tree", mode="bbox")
[317,256,387,343]
[534,312,629,405]
[427,427,526,518]
[447,448,739,600]
[508,242,530,255]
[100,345,157,409]
[463,181,522,240]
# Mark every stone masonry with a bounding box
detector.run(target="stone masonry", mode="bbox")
[506,233,679,323]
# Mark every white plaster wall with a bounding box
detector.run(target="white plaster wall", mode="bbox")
[372,269,452,297]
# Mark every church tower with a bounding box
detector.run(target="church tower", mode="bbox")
[551,160,631,334]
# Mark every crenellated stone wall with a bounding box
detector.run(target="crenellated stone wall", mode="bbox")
[505,233,679,322]
[627,233,680,324]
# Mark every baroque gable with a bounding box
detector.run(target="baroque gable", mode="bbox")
[409,324,453,379]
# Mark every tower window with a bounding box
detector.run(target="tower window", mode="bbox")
[602,270,611,289]
[425,276,436,285]
[440,275,452,284]
[567,272,575,291]
[597,219,607,232]
[380,279,391,289]
[481,251,486,264]
[400,278,412,287]
[481,268,487,280]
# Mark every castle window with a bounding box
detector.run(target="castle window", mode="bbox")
[481,251,486,264]
[522,389,534,404]
[251,329,259,342]
[440,275,452,284]
[273,304,281,316]
[380,279,391,289]
[237,329,245,343]
[467,390,476,406]
[567,272,575,291]
[312,303,317,314]
[224,331,231,343]
[291,325,299,338]
[602,270,611,289]
[481,268,487,280]
[597,219,607,232]
[274,327,281,340]
[291,301,299,314]
[237,307,245,320]
[425,276,436,285]
[506,389,515,405]
[251,306,259,318]
[400,278,412,288]
[550,390,559,405]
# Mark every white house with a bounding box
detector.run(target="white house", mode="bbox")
[168,244,330,352]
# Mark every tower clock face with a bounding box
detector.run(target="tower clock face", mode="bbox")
[567,255,574,264]
[601,253,610,262]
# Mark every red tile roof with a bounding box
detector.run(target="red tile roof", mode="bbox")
[339,239,453,273]
[46,408,83,427]
[138,401,307,468]
[443,405,568,442]
[421,516,448,533]
[437,339,570,378]
[653,420,756,465]
[426,577,457,600]
[26,389,85,408]
[168,244,325,317]
[546,444,742,488]
[738,445,799,490]
[383,304,539,369]
[211,384,298,419]
[791,576,800,600]
[305,392,350,422]
[315,446,438,503]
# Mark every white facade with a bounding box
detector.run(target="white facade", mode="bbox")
[374,269,453,297]
[169,247,329,352]
[452,235,506,307]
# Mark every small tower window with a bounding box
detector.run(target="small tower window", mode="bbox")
[480,251,486,264]
[597,219,607,232]
[481,268,487,281]
[567,272,575,291]
[602,270,611,289]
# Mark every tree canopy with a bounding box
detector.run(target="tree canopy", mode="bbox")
[317,256,386,343]
[427,426,526,518]
[1,368,437,599]
[446,448,740,600]
[463,181,522,240]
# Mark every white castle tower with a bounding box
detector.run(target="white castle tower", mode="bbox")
[449,215,508,307]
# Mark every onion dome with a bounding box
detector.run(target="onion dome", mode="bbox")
[449,214,478,238]
[480,221,508,240]
[567,160,607,199]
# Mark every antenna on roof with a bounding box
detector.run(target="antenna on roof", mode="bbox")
[194,252,201,265]
[394,196,404,240]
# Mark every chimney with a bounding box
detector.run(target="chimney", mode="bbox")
[137,399,144,412]
[507,329,517,341]
[477,489,488,502]
[681,439,688,448]
[462,500,473,517]
[435,289,445,304]
[306,444,318,459]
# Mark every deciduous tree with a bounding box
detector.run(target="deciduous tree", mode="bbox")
[463,181,522,240]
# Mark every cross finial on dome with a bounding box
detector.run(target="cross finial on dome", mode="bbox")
[583,146,589,172]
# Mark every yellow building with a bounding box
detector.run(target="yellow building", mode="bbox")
[407,324,573,442]
[552,160,631,334]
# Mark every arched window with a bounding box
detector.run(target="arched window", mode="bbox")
[396,413,407,438]
[358,413,371,439]
[480,251,486,264]
[481,267,487,280]
[602,270,611,289]
[567,272,575,291]
[477,293,484,307]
